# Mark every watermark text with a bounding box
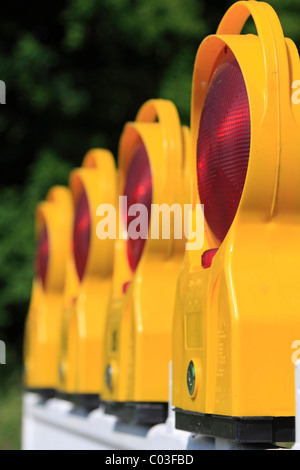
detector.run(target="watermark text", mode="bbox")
[0,341,6,365]
[96,197,204,251]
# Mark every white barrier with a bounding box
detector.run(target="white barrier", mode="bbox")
[22,362,300,450]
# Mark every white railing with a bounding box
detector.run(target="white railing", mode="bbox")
[21,362,300,450]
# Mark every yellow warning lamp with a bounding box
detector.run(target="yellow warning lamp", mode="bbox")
[61,149,117,409]
[172,0,300,444]
[23,186,73,396]
[102,99,191,424]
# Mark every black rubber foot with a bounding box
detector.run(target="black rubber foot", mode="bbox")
[72,393,101,411]
[175,408,295,444]
[105,401,168,425]
[24,387,56,400]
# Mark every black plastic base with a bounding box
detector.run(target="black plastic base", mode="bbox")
[175,408,295,444]
[55,391,75,402]
[105,401,168,425]
[24,387,56,400]
[71,393,100,411]
[54,392,99,410]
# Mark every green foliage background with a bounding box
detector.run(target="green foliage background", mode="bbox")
[0,0,299,449]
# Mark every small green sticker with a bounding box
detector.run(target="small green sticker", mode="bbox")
[106,364,113,390]
[187,360,196,396]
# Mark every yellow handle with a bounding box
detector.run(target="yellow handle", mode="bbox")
[217,0,290,111]
[136,99,184,185]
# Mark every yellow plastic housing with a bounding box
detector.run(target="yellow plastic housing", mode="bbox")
[58,149,117,398]
[102,99,191,405]
[24,186,73,391]
[173,0,300,420]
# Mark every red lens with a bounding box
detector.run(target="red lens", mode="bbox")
[35,224,49,289]
[123,142,152,272]
[197,52,251,243]
[73,189,91,281]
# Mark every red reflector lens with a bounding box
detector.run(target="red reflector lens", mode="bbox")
[123,142,152,272]
[35,224,49,289]
[197,52,250,243]
[73,189,91,281]
[202,248,218,269]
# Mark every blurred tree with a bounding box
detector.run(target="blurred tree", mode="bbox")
[0,0,299,384]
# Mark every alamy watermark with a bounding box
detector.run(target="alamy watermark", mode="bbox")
[0,341,6,365]
[291,340,300,365]
[0,81,5,104]
[95,197,205,251]
[292,81,300,105]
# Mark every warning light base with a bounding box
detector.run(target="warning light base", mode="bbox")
[24,387,56,401]
[175,409,295,444]
[72,393,101,412]
[105,401,168,425]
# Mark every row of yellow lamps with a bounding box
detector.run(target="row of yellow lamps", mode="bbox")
[24,98,190,421]
[24,0,300,443]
